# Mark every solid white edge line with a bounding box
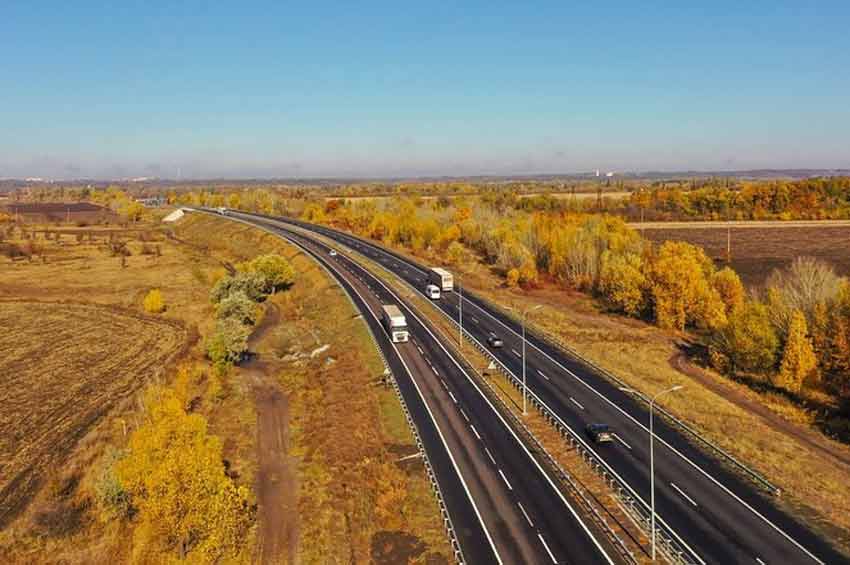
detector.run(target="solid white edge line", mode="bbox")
[498,469,513,490]
[538,533,558,564]
[517,501,534,527]
[229,214,505,565]
[671,482,698,507]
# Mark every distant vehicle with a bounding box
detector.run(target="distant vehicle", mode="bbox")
[428,267,454,292]
[216,207,228,215]
[486,332,503,348]
[329,249,338,257]
[381,304,409,343]
[586,424,613,443]
[425,284,441,299]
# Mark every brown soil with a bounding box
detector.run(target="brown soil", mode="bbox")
[670,351,850,471]
[638,223,850,287]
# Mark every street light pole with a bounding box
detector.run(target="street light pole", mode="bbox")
[619,384,683,561]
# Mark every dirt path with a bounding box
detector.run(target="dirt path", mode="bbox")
[245,302,297,565]
[670,352,850,471]
[250,369,297,565]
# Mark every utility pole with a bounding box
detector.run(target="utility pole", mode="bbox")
[726,225,731,264]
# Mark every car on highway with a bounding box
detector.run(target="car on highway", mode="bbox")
[486,332,504,348]
[585,423,613,443]
[425,284,441,299]
[328,249,338,256]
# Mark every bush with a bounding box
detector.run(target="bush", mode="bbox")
[206,317,251,365]
[245,254,296,293]
[216,290,258,324]
[143,289,165,313]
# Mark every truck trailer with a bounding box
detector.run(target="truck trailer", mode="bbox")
[428,267,454,292]
[381,304,409,343]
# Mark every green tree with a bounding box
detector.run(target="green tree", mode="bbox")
[776,310,817,394]
[710,300,779,374]
[216,290,258,324]
[206,317,251,366]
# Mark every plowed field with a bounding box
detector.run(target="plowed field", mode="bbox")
[0,301,186,527]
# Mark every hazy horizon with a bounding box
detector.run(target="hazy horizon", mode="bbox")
[2,2,849,179]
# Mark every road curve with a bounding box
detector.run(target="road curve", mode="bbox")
[208,210,619,565]
[255,212,847,565]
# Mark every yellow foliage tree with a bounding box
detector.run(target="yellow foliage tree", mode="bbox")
[599,250,646,316]
[712,267,745,314]
[116,387,252,562]
[776,310,817,394]
[143,289,165,313]
[506,268,520,288]
[647,241,726,331]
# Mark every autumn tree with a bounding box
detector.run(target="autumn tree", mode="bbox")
[776,310,817,394]
[245,253,296,292]
[710,300,778,375]
[216,290,258,325]
[712,267,745,314]
[646,241,726,331]
[116,387,253,561]
[598,250,646,316]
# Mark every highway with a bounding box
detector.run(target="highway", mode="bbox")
[252,213,847,565]
[217,211,619,564]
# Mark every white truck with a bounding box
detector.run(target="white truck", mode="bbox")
[381,304,409,343]
[428,267,454,292]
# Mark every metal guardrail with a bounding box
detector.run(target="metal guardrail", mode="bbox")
[469,294,783,496]
[191,210,467,564]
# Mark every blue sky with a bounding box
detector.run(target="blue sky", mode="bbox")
[1,1,848,179]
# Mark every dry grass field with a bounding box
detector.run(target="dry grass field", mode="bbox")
[636,222,850,287]
[0,301,186,529]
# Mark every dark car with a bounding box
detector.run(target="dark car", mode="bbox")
[586,423,613,443]
[486,332,504,348]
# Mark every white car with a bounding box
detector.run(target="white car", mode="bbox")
[425,284,441,300]
[329,249,338,257]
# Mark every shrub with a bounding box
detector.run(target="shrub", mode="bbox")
[216,290,258,324]
[599,250,646,316]
[143,289,165,313]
